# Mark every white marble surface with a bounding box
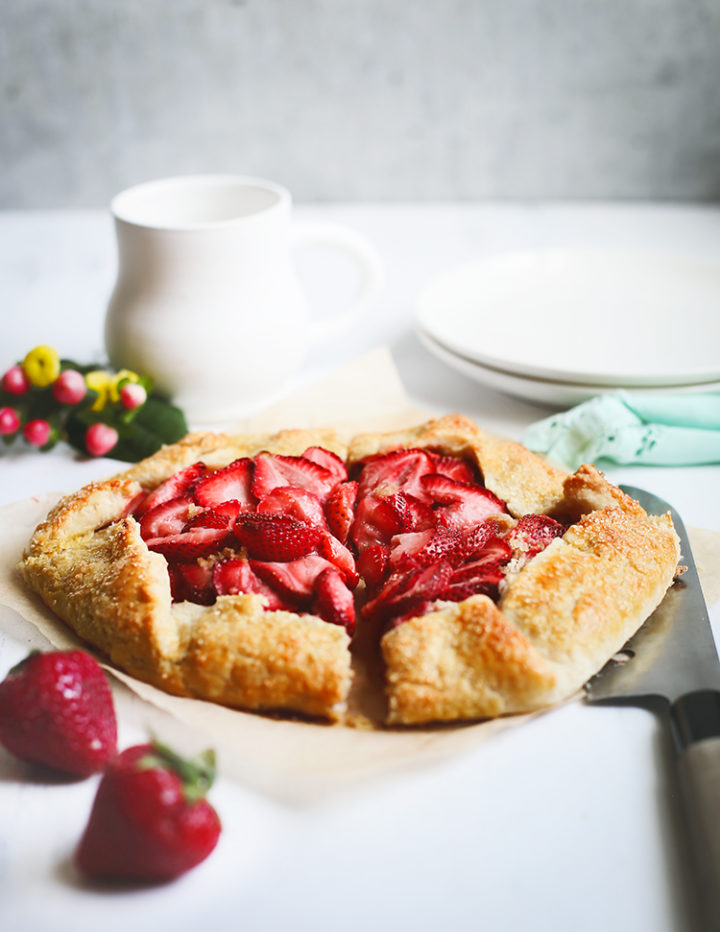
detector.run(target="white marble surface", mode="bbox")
[1,203,720,932]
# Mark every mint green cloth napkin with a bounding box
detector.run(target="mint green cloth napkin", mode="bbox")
[523,391,720,470]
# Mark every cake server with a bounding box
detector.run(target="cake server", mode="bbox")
[585,485,720,930]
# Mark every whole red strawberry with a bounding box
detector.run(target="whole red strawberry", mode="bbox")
[0,649,117,777]
[75,742,221,882]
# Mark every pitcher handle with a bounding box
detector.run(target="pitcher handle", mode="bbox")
[291,221,384,347]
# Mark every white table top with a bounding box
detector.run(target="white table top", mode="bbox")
[1,203,719,932]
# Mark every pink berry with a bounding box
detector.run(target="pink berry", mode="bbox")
[23,418,51,447]
[0,407,20,435]
[2,365,30,396]
[85,423,118,457]
[52,369,87,405]
[119,382,147,410]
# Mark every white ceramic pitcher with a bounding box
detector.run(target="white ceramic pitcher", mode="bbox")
[104,175,383,423]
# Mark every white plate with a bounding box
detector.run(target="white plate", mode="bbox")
[418,329,720,409]
[415,249,720,387]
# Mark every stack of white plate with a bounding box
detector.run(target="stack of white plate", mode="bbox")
[415,249,720,407]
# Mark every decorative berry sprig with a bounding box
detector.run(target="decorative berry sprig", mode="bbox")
[1,345,188,462]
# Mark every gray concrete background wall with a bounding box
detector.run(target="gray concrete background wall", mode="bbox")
[3,0,720,207]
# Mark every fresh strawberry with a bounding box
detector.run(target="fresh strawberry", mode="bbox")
[193,458,255,510]
[301,446,348,482]
[317,533,359,587]
[356,543,390,592]
[313,568,356,633]
[234,513,322,561]
[75,741,221,882]
[507,514,566,558]
[136,463,206,515]
[0,650,117,777]
[175,562,216,604]
[324,480,358,544]
[257,486,327,529]
[427,452,477,484]
[251,554,337,604]
[362,561,454,623]
[146,526,231,560]
[252,453,337,502]
[356,448,435,500]
[139,496,193,540]
[422,474,507,528]
[213,558,291,610]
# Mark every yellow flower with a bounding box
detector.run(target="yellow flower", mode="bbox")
[22,345,61,388]
[109,369,140,403]
[85,370,113,411]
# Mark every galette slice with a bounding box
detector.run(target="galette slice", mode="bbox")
[20,429,356,721]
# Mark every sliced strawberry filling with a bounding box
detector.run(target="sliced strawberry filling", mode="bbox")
[193,458,255,511]
[135,444,564,636]
[252,453,338,503]
[234,513,323,562]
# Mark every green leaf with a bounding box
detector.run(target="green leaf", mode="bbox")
[139,740,216,802]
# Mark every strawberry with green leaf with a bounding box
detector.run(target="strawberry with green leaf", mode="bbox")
[75,741,221,882]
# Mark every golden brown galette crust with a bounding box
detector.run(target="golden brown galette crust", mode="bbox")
[19,415,680,727]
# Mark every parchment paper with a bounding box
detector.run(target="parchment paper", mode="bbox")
[2,347,719,802]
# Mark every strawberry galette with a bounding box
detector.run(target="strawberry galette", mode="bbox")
[20,415,680,726]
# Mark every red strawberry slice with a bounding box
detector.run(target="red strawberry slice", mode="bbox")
[324,480,358,544]
[139,496,193,540]
[451,539,513,581]
[213,558,291,610]
[317,533,359,587]
[349,494,414,552]
[234,513,322,561]
[137,463,206,515]
[167,566,186,603]
[313,568,356,633]
[302,447,348,482]
[427,453,477,484]
[175,562,215,605]
[146,527,231,561]
[389,525,489,570]
[123,491,148,518]
[193,458,255,509]
[183,509,232,531]
[257,486,327,529]
[507,514,566,559]
[357,448,435,500]
[388,529,435,568]
[182,498,242,531]
[251,554,337,604]
[362,560,454,623]
[252,453,338,502]
[377,491,436,534]
[356,543,390,592]
[422,474,507,528]
[436,575,504,604]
